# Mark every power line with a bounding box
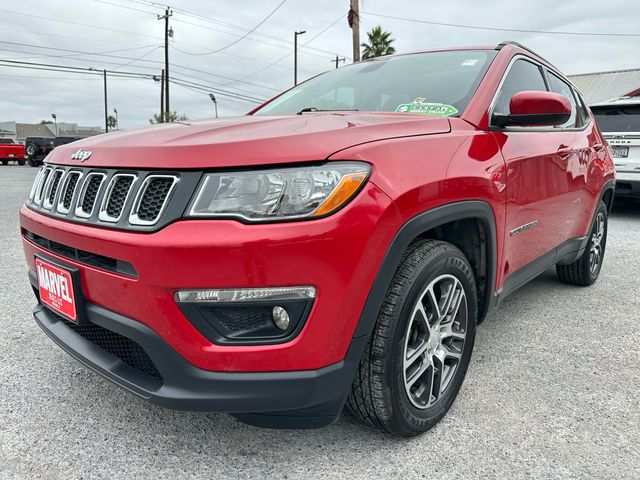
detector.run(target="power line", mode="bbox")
[0,58,266,103]
[220,13,345,87]
[124,0,351,60]
[0,40,280,93]
[2,43,160,63]
[0,8,162,41]
[110,46,162,71]
[170,0,288,56]
[99,0,334,60]
[362,11,640,38]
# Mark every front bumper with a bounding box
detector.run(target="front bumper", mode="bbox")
[20,181,400,373]
[32,297,367,426]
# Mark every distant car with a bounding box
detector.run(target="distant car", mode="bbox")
[591,97,640,198]
[25,136,83,167]
[0,138,25,165]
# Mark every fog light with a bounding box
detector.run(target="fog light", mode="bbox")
[272,306,290,330]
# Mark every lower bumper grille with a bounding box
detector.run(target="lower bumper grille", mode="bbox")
[51,311,162,381]
[23,229,137,278]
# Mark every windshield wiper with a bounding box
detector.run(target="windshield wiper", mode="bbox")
[296,107,359,115]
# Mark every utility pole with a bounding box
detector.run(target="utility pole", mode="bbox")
[348,0,360,62]
[160,69,165,122]
[294,30,306,86]
[103,69,108,133]
[331,55,346,69]
[158,8,173,120]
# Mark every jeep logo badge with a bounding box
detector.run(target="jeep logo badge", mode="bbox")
[71,149,92,162]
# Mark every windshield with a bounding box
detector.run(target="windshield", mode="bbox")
[254,50,496,117]
[592,105,640,133]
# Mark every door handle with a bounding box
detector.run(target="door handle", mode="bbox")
[557,145,573,158]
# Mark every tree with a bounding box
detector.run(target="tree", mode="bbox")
[361,26,396,60]
[39,120,53,124]
[149,111,189,124]
[107,115,117,129]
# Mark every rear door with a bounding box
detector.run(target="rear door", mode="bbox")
[544,71,596,240]
[592,103,640,193]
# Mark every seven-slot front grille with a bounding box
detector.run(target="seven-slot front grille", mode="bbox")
[27,165,189,231]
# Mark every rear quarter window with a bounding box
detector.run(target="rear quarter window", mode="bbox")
[592,105,640,133]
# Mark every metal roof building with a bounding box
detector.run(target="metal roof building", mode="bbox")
[568,68,640,105]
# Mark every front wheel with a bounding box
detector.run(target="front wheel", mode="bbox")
[556,201,608,286]
[346,239,477,436]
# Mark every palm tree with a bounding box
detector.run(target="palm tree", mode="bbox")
[361,26,396,60]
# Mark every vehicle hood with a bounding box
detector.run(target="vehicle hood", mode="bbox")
[47,113,451,169]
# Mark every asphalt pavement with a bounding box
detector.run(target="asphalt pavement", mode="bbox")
[1,165,639,479]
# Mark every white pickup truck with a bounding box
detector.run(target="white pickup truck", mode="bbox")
[591,97,640,198]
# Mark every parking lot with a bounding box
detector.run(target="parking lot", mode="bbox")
[1,165,639,479]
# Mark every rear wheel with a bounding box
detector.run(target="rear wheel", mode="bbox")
[25,143,39,157]
[0,160,7,166]
[17,159,25,166]
[556,201,608,286]
[346,239,477,436]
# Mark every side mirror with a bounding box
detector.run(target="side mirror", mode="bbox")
[493,91,572,127]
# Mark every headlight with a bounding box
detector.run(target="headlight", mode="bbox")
[186,162,370,221]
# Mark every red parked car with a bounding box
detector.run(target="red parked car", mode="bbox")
[0,138,26,165]
[20,42,614,436]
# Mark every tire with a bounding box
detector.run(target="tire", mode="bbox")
[27,157,37,167]
[25,143,39,157]
[0,160,7,166]
[556,201,608,286]
[346,239,478,437]
[17,159,25,166]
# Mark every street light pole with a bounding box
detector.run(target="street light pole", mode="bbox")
[51,113,58,136]
[294,30,306,86]
[208,93,218,119]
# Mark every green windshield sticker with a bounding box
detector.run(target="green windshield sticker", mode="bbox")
[395,102,459,116]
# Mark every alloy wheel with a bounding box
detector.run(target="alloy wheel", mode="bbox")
[589,212,605,274]
[402,274,468,409]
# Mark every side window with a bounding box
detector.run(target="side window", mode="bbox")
[573,89,590,127]
[546,72,578,128]
[494,59,547,116]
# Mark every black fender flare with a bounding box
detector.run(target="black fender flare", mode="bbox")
[351,200,498,339]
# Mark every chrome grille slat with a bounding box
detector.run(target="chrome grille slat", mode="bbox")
[57,171,83,214]
[33,167,52,205]
[129,175,179,226]
[43,170,64,209]
[98,174,137,223]
[75,172,106,218]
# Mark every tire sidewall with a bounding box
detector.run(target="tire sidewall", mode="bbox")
[387,247,478,435]
[587,202,608,282]
[26,144,38,156]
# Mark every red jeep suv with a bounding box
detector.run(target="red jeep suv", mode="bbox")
[20,42,614,436]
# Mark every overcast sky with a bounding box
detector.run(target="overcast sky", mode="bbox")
[1,0,639,129]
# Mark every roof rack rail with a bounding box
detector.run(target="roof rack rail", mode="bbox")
[496,41,553,66]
